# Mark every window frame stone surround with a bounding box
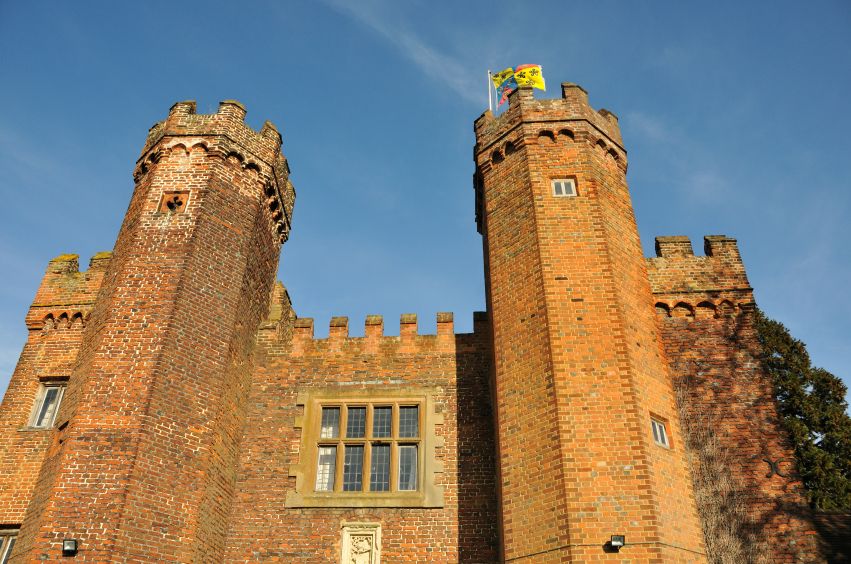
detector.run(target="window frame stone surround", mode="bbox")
[286,388,444,508]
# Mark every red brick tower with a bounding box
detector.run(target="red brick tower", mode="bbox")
[12,101,294,562]
[474,85,706,562]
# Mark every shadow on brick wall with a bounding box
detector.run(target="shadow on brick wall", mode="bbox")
[454,335,500,563]
[668,310,823,563]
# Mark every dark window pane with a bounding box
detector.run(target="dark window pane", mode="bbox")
[399,406,419,438]
[315,446,337,491]
[372,406,391,438]
[398,445,418,490]
[343,445,364,491]
[320,407,340,439]
[370,444,390,491]
[346,407,366,438]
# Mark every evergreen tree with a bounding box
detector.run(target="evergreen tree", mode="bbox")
[755,309,851,510]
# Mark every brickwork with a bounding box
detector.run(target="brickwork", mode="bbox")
[649,235,821,562]
[0,90,830,563]
[0,254,108,525]
[474,85,705,562]
[8,101,293,562]
[224,313,499,563]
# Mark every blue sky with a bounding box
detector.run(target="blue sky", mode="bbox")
[0,0,849,401]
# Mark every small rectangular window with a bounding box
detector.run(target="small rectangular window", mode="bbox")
[30,383,65,429]
[320,407,340,439]
[370,443,391,492]
[346,407,366,438]
[398,406,419,438]
[343,445,364,491]
[651,418,670,448]
[372,406,392,438]
[315,446,337,491]
[552,178,577,197]
[398,445,418,491]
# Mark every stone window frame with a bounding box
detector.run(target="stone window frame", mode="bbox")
[28,380,67,429]
[286,388,444,508]
[0,528,18,564]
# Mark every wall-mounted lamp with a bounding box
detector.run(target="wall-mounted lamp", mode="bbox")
[62,539,78,557]
[610,535,626,551]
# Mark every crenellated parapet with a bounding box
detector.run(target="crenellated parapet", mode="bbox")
[133,100,295,243]
[25,252,112,331]
[647,235,754,318]
[281,312,489,357]
[474,83,626,175]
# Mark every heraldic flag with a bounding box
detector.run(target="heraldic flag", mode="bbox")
[491,64,546,106]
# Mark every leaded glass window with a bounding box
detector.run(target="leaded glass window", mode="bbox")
[398,445,418,491]
[313,401,422,493]
[315,446,337,491]
[320,407,340,438]
[342,445,364,491]
[399,406,419,438]
[372,406,392,438]
[370,444,391,491]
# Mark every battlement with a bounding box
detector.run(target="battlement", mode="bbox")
[26,252,112,329]
[473,83,624,166]
[646,235,751,296]
[286,312,489,356]
[135,99,295,244]
[141,99,283,164]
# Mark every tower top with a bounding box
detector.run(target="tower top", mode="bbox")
[474,83,623,154]
[141,99,284,165]
[135,100,295,244]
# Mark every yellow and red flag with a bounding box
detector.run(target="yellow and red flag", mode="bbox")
[490,65,546,107]
[513,64,546,90]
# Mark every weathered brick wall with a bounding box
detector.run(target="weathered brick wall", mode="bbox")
[649,235,821,562]
[474,85,706,562]
[0,254,108,525]
[224,313,499,563]
[11,101,293,563]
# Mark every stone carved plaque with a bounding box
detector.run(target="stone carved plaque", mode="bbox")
[341,523,381,564]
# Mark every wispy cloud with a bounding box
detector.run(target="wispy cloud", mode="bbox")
[320,0,481,104]
[625,111,732,204]
[0,125,61,183]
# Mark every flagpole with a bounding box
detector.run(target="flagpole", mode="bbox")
[487,70,493,112]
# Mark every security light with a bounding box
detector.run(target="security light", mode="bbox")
[610,535,625,550]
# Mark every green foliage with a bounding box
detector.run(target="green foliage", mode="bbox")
[755,309,851,510]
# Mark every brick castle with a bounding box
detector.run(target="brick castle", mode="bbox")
[0,84,825,562]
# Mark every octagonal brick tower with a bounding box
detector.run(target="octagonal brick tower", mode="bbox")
[13,101,294,562]
[474,85,706,562]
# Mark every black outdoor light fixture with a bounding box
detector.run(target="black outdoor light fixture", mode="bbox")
[62,539,78,557]
[610,535,626,551]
